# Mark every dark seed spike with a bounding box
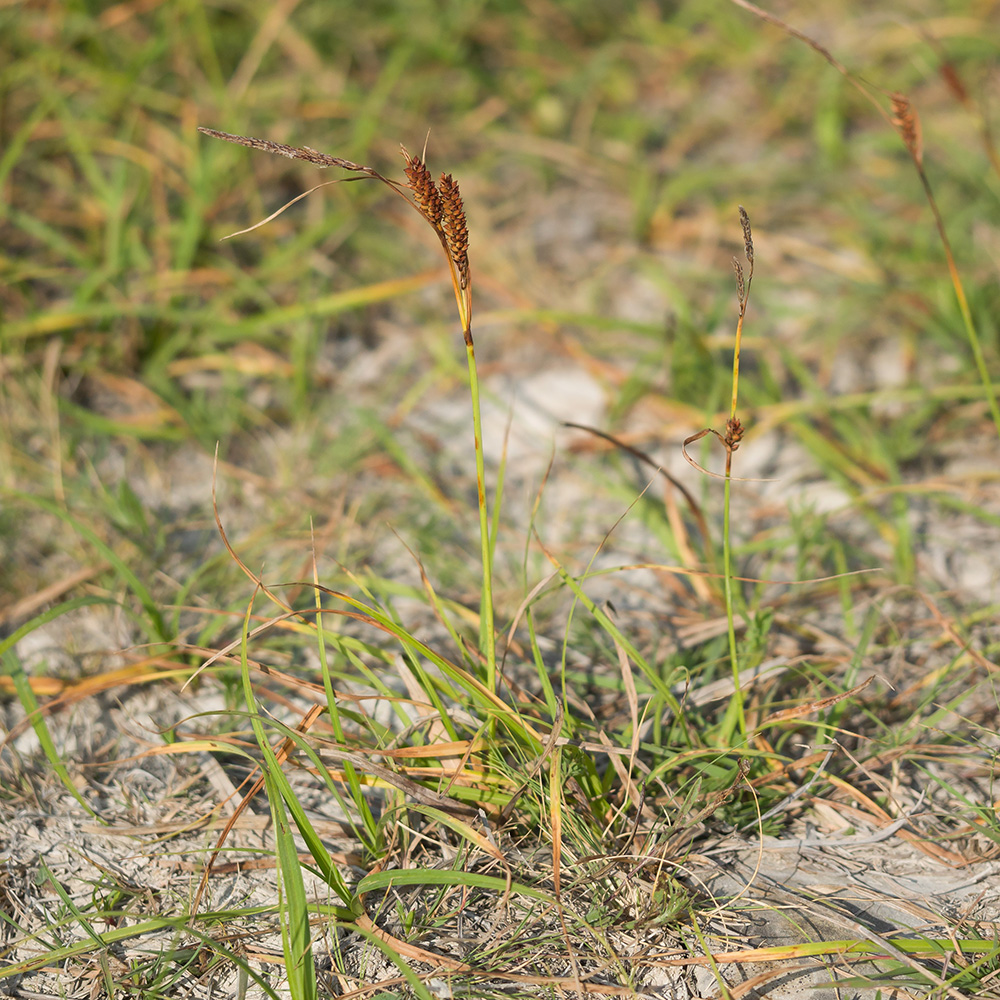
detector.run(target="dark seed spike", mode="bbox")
[439,172,470,289]
[738,205,754,266]
[732,257,745,304]
[890,92,923,166]
[401,148,444,228]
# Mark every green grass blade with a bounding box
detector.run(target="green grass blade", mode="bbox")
[2,650,100,819]
[4,491,168,641]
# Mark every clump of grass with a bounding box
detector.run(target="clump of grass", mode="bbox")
[4,4,1000,995]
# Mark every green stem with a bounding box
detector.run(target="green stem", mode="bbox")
[720,454,746,742]
[913,161,1000,441]
[465,335,496,692]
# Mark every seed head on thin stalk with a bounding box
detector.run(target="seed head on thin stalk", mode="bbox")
[682,205,754,469]
[727,206,754,435]
[198,126,495,693]
[402,151,444,227]
[400,148,472,338]
[890,92,923,168]
[681,206,757,743]
[439,173,470,292]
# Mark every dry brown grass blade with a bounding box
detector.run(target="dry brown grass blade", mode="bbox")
[548,746,586,996]
[216,179,348,240]
[563,421,708,539]
[314,745,484,816]
[824,773,968,865]
[673,758,753,836]
[725,964,823,999]
[681,427,776,483]
[0,653,193,749]
[208,446,297,620]
[920,590,1000,674]
[564,420,716,602]
[595,560,878,591]
[0,564,108,629]
[757,675,874,728]
[498,699,564,826]
[609,632,642,811]
[327,958,646,998]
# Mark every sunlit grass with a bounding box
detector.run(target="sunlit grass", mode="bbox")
[2,1,1000,997]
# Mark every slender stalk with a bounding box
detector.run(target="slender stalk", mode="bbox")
[917,165,1000,440]
[464,329,496,692]
[719,207,754,742]
[884,94,1000,441]
[437,172,496,693]
[720,452,746,740]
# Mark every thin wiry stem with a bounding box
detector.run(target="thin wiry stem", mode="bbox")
[889,94,1000,442]
[721,207,753,742]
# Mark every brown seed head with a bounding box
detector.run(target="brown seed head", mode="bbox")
[738,205,754,266]
[732,257,745,304]
[725,417,744,450]
[401,148,444,227]
[890,93,923,166]
[938,61,969,106]
[439,172,470,290]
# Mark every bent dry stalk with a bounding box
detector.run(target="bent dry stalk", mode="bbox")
[198,128,496,692]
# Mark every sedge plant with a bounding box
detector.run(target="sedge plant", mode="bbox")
[729,0,1000,442]
[682,207,755,742]
[198,127,497,695]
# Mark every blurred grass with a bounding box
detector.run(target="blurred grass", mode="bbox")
[2,0,996,620]
[3,0,1000,996]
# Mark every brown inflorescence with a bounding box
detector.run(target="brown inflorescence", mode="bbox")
[732,257,745,305]
[402,150,444,228]
[197,128,371,173]
[439,173,470,290]
[738,205,754,267]
[890,93,923,167]
[725,417,744,451]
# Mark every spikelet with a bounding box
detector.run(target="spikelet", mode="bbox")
[738,205,754,267]
[439,172,470,290]
[938,61,970,106]
[197,128,372,173]
[890,92,923,167]
[732,257,745,305]
[401,148,444,228]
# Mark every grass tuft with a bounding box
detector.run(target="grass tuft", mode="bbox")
[3,3,1000,997]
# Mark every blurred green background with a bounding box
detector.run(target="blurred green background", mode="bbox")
[2,0,999,637]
